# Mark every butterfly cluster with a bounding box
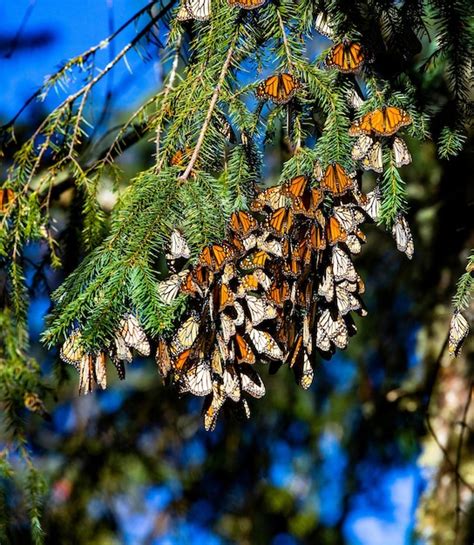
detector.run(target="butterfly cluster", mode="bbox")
[154,148,413,429]
[60,315,150,394]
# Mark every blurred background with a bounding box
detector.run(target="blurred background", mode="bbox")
[0,1,473,544]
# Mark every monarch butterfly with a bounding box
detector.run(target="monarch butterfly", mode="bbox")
[448,311,470,357]
[240,250,270,269]
[203,381,227,431]
[256,73,301,104]
[177,0,211,21]
[283,175,308,199]
[349,106,412,137]
[240,366,266,398]
[325,216,348,245]
[228,210,257,237]
[346,88,365,110]
[361,141,383,173]
[94,352,108,390]
[116,314,150,356]
[170,314,200,354]
[251,185,286,212]
[167,230,191,261]
[221,263,237,285]
[335,284,365,316]
[217,283,235,311]
[233,300,246,327]
[318,265,334,302]
[356,187,381,222]
[309,224,327,251]
[287,335,313,389]
[316,309,348,351]
[320,164,354,196]
[180,360,213,396]
[392,214,414,259]
[245,294,277,326]
[351,134,373,160]
[332,205,365,233]
[60,329,85,369]
[325,41,365,73]
[79,354,96,395]
[297,237,313,265]
[156,337,172,378]
[268,279,290,307]
[247,325,283,360]
[174,348,193,371]
[291,188,325,217]
[235,334,256,364]
[158,272,187,304]
[222,367,242,402]
[332,246,358,282]
[256,233,283,257]
[267,207,293,236]
[24,392,50,420]
[199,243,234,270]
[0,188,14,213]
[315,11,334,39]
[220,312,236,343]
[228,0,265,8]
[392,136,411,167]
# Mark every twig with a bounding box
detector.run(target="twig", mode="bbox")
[155,34,183,167]
[178,38,237,182]
[454,379,473,544]
[1,0,164,129]
[424,415,473,491]
[276,10,294,71]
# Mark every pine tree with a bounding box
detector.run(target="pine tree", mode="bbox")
[0,0,472,542]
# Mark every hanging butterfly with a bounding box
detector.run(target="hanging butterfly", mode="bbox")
[156,337,172,379]
[448,312,470,357]
[228,210,258,237]
[177,0,211,21]
[199,242,234,270]
[325,216,348,245]
[349,106,412,137]
[167,230,191,262]
[170,313,200,355]
[320,163,355,196]
[325,40,366,73]
[247,323,283,360]
[392,214,414,259]
[267,207,294,236]
[251,185,286,212]
[332,246,358,282]
[392,136,411,167]
[158,271,188,304]
[116,314,150,356]
[228,0,265,8]
[0,188,14,213]
[179,360,213,397]
[315,11,334,39]
[60,329,85,369]
[256,74,301,105]
[239,366,266,398]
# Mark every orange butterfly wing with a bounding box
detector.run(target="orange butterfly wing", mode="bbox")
[235,334,256,364]
[228,0,265,8]
[284,175,308,199]
[321,164,353,195]
[0,189,14,213]
[325,216,347,245]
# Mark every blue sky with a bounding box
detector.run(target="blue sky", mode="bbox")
[0,0,159,121]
